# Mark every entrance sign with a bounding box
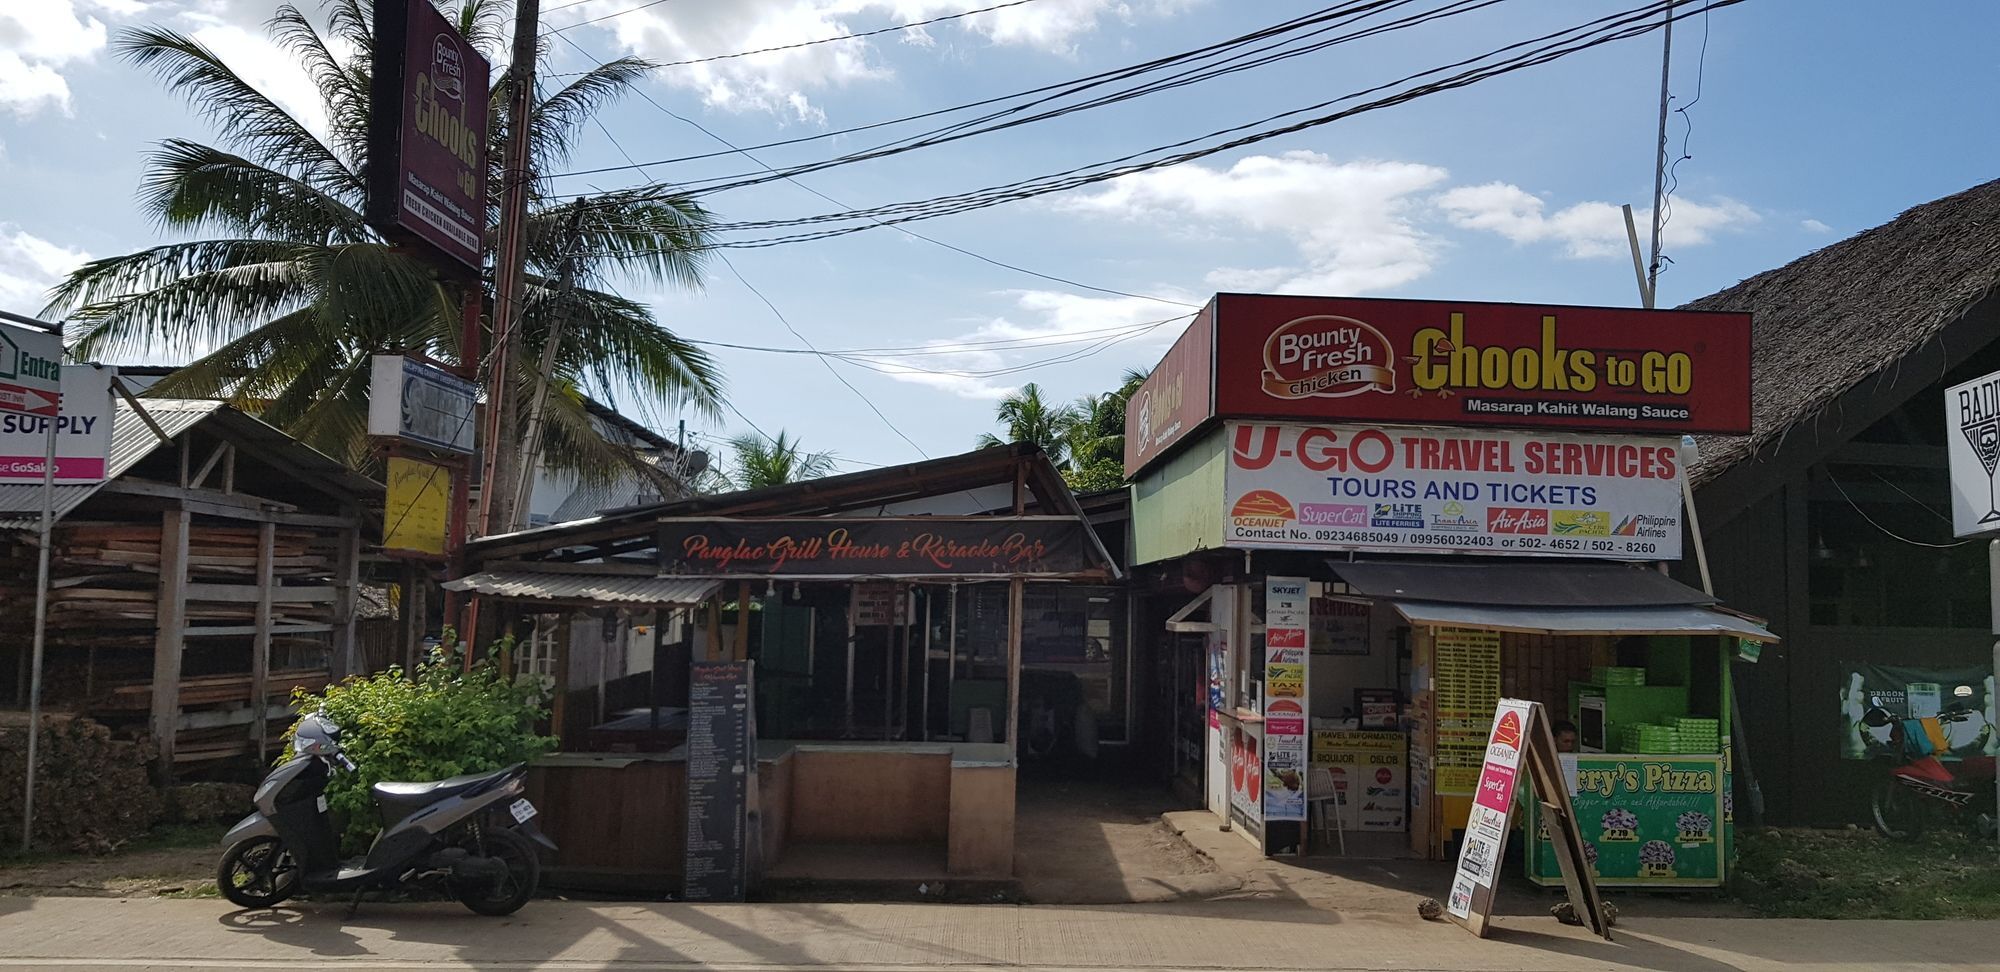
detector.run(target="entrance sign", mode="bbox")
[0,319,63,417]
[368,355,477,454]
[1445,698,1608,940]
[365,0,490,269]
[1946,369,2000,536]
[684,661,759,901]
[656,516,1097,577]
[0,365,111,483]
[1224,422,1684,560]
[1263,577,1310,822]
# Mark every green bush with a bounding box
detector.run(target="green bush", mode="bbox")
[283,633,558,853]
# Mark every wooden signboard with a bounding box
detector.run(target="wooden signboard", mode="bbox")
[1445,698,1610,940]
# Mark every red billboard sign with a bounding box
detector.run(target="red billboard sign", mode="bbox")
[1123,303,1216,474]
[366,0,490,270]
[1213,294,1749,435]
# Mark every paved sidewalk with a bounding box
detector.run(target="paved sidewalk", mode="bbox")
[2,896,1997,971]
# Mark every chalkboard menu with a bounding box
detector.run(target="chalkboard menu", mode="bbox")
[684,661,758,901]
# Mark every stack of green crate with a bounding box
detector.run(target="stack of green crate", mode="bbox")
[1620,723,1681,753]
[1674,717,1720,754]
[1593,666,1648,687]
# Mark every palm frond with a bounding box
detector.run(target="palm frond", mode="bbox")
[270,5,371,172]
[145,306,324,400]
[59,246,314,358]
[529,189,712,289]
[523,56,654,171]
[536,386,664,486]
[536,282,724,419]
[115,26,360,197]
[139,139,370,242]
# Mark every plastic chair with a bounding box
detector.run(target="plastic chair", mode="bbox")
[1308,767,1346,855]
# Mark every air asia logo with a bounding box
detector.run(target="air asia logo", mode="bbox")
[1371,503,1423,529]
[1614,513,1678,538]
[1552,510,1610,536]
[1261,315,1396,401]
[1429,500,1480,533]
[1491,710,1523,749]
[1230,489,1295,528]
[430,34,464,102]
[1487,507,1549,534]
[1299,503,1367,526]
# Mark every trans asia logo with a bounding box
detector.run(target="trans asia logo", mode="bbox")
[1299,503,1367,527]
[1230,489,1295,528]
[1371,503,1423,529]
[1614,513,1679,538]
[1428,500,1480,533]
[1486,507,1550,534]
[1552,510,1610,536]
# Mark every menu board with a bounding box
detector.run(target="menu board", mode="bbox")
[1262,577,1310,821]
[1432,628,1500,794]
[684,661,757,901]
[1526,754,1726,887]
[1311,730,1406,831]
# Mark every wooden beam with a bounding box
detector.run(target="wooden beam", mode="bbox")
[222,443,237,495]
[186,583,335,603]
[1006,577,1023,752]
[186,623,330,638]
[332,524,360,678]
[151,510,191,780]
[733,581,751,662]
[189,440,229,490]
[251,521,274,762]
[402,564,423,674]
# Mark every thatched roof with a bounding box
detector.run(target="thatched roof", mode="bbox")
[1681,178,2000,484]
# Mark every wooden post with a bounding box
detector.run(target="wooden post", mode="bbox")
[550,622,570,743]
[332,523,360,679]
[734,581,752,662]
[251,521,275,763]
[151,510,191,779]
[1007,577,1024,753]
[401,564,423,674]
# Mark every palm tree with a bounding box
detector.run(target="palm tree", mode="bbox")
[42,1,721,513]
[719,431,837,490]
[977,382,1080,467]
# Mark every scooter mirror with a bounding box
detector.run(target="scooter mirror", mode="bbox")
[1954,684,1975,699]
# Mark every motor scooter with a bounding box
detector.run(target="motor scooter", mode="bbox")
[218,712,557,916]
[1864,685,1998,840]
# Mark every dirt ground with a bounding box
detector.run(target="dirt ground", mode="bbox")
[0,825,223,898]
[1012,775,1235,904]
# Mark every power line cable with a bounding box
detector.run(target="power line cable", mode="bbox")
[546,0,677,36]
[1657,0,1714,281]
[544,0,1047,73]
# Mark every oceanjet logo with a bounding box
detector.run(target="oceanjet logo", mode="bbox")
[1261,315,1396,400]
[1230,490,1295,528]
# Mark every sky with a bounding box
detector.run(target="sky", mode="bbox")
[1,0,1996,472]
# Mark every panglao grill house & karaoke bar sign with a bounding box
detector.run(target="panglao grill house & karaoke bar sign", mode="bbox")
[1123,294,1751,475]
[366,0,490,269]
[1224,422,1685,561]
[655,517,1096,578]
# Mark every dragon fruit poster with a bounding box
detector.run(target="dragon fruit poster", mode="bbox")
[1526,755,1727,887]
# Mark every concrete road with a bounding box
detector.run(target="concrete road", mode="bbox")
[1,896,1996,971]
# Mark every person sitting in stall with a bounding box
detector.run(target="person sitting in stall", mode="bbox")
[1553,719,1580,753]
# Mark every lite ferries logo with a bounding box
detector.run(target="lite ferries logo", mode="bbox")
[1261,315,1396,400]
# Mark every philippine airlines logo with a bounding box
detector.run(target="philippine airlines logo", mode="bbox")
[1260,315,1396,401]
[1487,507,1550,534]
[1614,513,1678,538]
[1230,490,1295,528]
[431,34,465,102]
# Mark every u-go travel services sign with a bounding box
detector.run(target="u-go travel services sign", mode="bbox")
[1222,422,1684,561]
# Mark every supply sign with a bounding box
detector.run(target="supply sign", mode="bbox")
[1223,422,1684,560]
[0,365,113,484]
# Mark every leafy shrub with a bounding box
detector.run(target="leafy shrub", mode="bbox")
[283,633,558,853]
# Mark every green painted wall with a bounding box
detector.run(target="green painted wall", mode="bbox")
[1132,429,1227,565]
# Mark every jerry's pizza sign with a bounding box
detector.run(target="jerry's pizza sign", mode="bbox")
[1123,294,1750,475]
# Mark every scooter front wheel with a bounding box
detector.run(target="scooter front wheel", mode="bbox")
[454,828,540,917]
[218,836,301,910]
[1871,778,1927,840]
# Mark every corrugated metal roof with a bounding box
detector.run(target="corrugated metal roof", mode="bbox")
[1387,601,1780,642]
[0,399,222,529]
[443,570,719,606]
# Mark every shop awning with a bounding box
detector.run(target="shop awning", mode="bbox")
[444,570,720,607]
[1327,560,1778,642]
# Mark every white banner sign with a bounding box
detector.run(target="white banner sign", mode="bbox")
[1946,369,2000,537]
[0,365,113,484]
[1223,422,1684,561]
[368,355,476,454]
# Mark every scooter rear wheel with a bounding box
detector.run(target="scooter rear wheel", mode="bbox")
[454,828,540,917]
[1871,778,1927,840]
[218,836,301,910]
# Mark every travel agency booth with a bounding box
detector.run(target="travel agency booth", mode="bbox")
[1125,293,1776,890]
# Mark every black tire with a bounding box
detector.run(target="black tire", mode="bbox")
[454,828,540,917]
[218,836,301,910]
[1872,778,1927,840]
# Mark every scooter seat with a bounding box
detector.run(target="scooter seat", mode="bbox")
[372,765,519,803]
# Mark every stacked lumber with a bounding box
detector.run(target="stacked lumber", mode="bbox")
[91,668,331,712]
[0,714,164,851]
[53,523,335,576]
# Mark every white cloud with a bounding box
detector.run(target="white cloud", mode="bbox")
[864,289,1196,399]
[1063,151,1450,295]
[0,1,112,117]
[189,23,331,138]
[1436,182,1760,258]
[0,225,90,315]
[563,0,1194,120]
[1801,218,1832,234]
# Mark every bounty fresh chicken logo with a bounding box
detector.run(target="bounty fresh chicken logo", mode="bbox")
[1260,315,1396,401]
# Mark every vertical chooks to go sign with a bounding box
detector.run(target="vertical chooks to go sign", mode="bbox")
[1445,698,1608,940]
[1263,577,1310,823]
[365,0,490,270]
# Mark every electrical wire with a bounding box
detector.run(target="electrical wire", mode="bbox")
[1823,471,1973,550]
[544,0,1047,73]
[1656,0,1715,280]
[546,0,678,36]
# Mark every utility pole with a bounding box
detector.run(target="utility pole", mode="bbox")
[1645,0,1675,301]
[509,210,586,528]
[477,0,542,539]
